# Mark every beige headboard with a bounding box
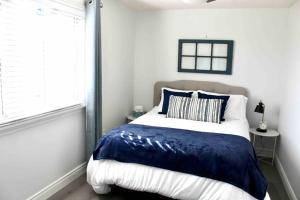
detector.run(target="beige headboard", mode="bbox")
[154,80,248,106]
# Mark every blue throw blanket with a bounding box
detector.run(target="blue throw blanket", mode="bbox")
[93,124,267,200]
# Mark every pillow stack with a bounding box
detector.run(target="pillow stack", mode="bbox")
[197,90,248,121]
[158,87,248,124]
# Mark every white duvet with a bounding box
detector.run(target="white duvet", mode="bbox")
[87,107,270,200]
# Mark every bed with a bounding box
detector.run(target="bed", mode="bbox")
[87,80,270,200]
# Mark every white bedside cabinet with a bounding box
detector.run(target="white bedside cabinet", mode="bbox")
[250,128,280,165]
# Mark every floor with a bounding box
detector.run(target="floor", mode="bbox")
[49,162,289,200]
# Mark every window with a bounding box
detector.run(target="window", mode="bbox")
[178,39,234,75]
[0,0,85,124]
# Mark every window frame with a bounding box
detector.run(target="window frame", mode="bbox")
[178,39,234,75]
[0,104,84,133]
[0,0,86,125]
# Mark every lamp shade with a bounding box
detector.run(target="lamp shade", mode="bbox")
[255,101,265,114]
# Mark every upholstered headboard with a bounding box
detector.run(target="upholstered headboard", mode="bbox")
[153,80,248,106]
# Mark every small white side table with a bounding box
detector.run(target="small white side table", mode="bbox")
[250,128,280,165]
[126,115,137,123]
[126,113,145,123]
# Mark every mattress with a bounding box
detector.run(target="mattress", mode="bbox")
[87,107,270,200]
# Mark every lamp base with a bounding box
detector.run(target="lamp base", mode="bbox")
[256,128,267,133]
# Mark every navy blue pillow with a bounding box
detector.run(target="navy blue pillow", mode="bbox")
[198,92,230,121]
[159,90,193,114]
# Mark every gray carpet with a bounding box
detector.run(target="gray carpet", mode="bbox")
[260,162,290,200]
[49,162,289,200]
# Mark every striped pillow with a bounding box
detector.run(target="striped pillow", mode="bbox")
[166,96,223,124]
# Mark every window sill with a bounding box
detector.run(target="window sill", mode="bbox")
[0,104,85,136]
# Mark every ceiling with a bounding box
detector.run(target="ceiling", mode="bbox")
[120,0,297,10]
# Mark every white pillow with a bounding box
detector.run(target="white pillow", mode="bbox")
[158,87,197,111]
[197,90,248,120]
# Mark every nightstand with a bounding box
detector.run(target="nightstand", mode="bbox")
[126,115,137,123]
[126,113,145,123]
[250,128,280,165]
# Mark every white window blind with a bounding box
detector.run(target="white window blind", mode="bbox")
[0,0,85,124]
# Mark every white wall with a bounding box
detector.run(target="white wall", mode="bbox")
[133,9,288,128]
[102,0,135,132]
[278,1,300,198]
[0,108,85,200]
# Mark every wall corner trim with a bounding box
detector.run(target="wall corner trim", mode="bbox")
[26,162,87,200]
[275,155,298,200]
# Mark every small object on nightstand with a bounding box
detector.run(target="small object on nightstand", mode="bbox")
[134,105,144,113]
[126,114,136,123]
[132,111,145,118]
[250,128,279,165]
[254,101,268,132]
[126,112,145,123]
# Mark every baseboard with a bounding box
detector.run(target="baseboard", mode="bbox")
[26,162,87,200]
[274,155,297,200]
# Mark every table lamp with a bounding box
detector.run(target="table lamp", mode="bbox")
[254,101,267,132]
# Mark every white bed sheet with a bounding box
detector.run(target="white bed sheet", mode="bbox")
[87,107,270,200]
[133,107,250,140]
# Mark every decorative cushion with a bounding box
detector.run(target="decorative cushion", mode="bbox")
[167,96,223,124]
[159,89,193,114]
[198,92,229,121]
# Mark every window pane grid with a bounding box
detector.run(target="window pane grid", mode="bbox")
[182,55,228,58]
[178,39,233,75]
[210,43,213,70]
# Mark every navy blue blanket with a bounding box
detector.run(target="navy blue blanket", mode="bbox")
[93,124,267,200]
